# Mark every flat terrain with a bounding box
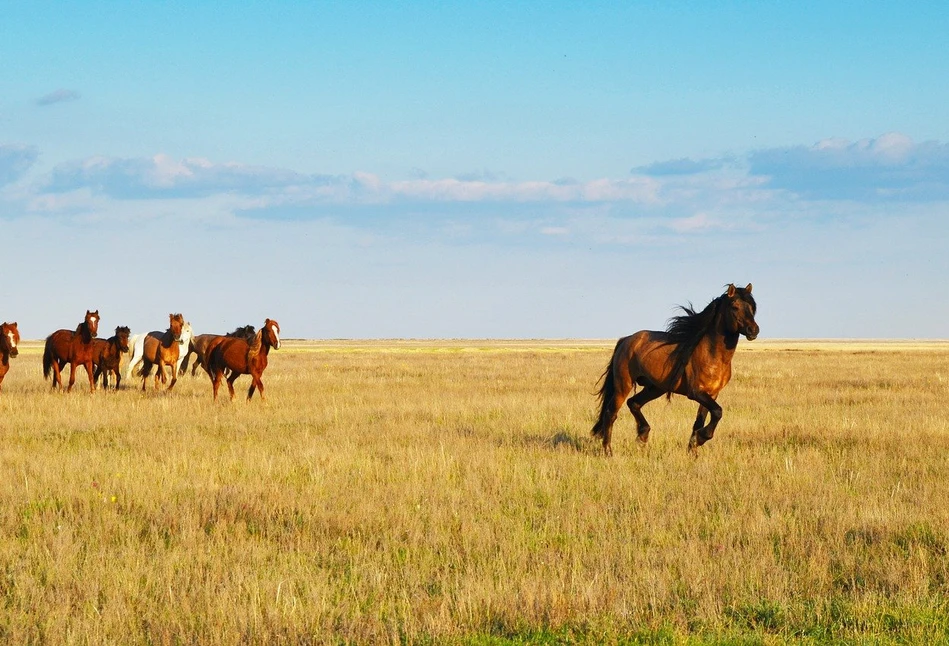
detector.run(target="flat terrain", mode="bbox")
[1,339,948,644]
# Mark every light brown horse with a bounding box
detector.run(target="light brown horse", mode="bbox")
[92,326,131,390]
[43,310,101,392]
[137,313,185,391]
[0,322,20,392]
[208,319,280,400]
[592,284,759,455]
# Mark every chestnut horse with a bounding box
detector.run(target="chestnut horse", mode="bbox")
[92,326,131,390]
[182,325,256,377]
[0,322,20,392]
[592,284,759,455]
[43,310,101,392]
[135,313,185,391]
[208,319,280,400]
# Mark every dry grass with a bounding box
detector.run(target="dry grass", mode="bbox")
[0,339,948,644]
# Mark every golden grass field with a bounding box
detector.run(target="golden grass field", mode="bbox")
[1,338,948,644]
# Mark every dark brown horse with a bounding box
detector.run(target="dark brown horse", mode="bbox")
[43,310,101,392]
[92,326,131,390]
[592,284,759,455]
[182,325,256,377]
[0,322,20,392]
[208,319,280,400]
[137,313,185,391]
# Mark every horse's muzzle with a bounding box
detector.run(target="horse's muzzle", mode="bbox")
[9,348,17,358]
[744,325,760,341]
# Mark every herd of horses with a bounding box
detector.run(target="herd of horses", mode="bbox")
[1,283,760,454]
[0,311,281,401]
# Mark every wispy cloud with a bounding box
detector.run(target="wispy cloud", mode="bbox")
[749,133,949,200]
[35,89,81,107]
[632,156,733,176]
[0,144,38,186]
[45,154,337,199]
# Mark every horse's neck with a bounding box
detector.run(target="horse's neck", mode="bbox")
[707,321,740,359]
[76,323,92,343]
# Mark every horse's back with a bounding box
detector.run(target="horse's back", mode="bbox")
[615,329,677,388]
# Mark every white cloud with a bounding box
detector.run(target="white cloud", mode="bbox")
[749,133,949,200]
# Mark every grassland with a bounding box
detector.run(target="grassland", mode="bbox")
[0,339,948,644]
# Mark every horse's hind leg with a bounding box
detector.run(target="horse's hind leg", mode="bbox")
[67,361,78,392]
[627,385,664,443]
[226,373,239,401]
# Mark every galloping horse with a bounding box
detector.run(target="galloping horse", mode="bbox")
[43,310,101,392]
[0,322,20,392]
[131,313,186,391]
[92,326,131,390]
[592,284,759,455]
[208,319,280,400]
[182,325,256,377]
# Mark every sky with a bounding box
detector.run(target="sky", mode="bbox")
[2,2,948,339]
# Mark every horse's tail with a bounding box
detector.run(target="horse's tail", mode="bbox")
[42,337,53,380]
[591,338,624,438]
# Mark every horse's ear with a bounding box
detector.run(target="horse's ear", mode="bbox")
[745,283,753,294]
[726,284,736,297]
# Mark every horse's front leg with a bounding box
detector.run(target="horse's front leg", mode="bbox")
[248,373,265,401]
[85,360,96,393]
[687,393,721,453]
[167,361,178,391]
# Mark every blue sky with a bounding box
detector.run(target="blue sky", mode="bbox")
[2,2,948,338]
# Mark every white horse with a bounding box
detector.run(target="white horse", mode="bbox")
[126,321,194,382]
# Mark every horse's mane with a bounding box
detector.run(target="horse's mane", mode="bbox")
[247,329,263,359]
[664,287,756,387]
[74,319,93,343]
[227,325,256,342]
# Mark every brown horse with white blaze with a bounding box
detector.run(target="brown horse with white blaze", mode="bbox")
[592,284,759,455]
[137,313,185,391]
[43,310,101,392]
[0,322,20,392]
[208,318,280,400]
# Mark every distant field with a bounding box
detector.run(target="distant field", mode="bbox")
[1,339,948,644]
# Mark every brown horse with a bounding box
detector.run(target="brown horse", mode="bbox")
[137,313,185,391]
[92,326,131,390]
[43,310,101,392]
[208,319,280,400]
[182,325,256,377]
[592,284,759,455]
[0,322,20,392]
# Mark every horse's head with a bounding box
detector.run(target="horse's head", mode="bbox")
[168,313,184,341]
[722,283,759,341]
[263,318,281,350]
[178,322,194,347]
[1,322,19,358]
[115,326,131,353]
[86,310,100,338]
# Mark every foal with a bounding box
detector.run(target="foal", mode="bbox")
[92,326,131,390]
